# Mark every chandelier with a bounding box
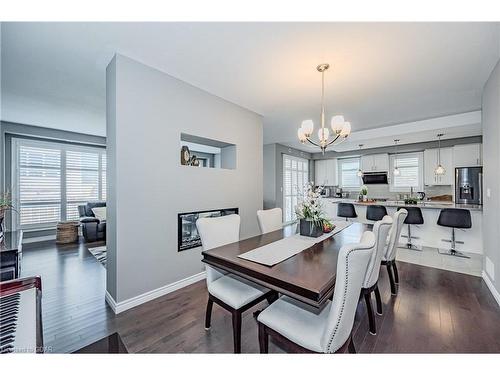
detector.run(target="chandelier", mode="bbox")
[297,63,351,154]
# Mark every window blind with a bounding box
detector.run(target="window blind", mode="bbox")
[338,158,361,188]
[13,139,106,229]
[18,145,62,226]
[390,152,423,191]
[283,155,309,223]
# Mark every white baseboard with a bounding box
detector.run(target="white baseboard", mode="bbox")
[105,271,206,314]
[482,270,500,307]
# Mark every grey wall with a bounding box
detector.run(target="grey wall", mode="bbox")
[312,136,483,160]
[263,144,276,209]
[106,54,263,303]
[482,58,500,292]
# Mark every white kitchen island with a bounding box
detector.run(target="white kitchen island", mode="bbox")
[323,198,483,255]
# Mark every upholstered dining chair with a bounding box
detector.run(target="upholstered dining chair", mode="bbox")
[196,214,276,353]
[360,215,392,335]
[381,209,408,295]
[257,231,376,353]
[256,208,283,234]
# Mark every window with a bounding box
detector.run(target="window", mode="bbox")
[338,157,361,189]
[389,152,423,191]
[12,138,106,229]
[283,154,309,223]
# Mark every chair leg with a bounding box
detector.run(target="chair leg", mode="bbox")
[374,286,383,315]
[258,322,269,353]
[393,262,399,285]
[386,263,397,296]
[364,292,376,335]
[348,336,356,354]
[232,311,242,353]
[205,298,213,330]
[266,291,279,305]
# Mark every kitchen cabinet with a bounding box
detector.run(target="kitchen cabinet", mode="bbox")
[315,159,337,186]
[453,144,482,167]
[424,147,453,185]
[361,153,389,172]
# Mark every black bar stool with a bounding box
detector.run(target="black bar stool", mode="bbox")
[397,206,424,251]
[366,205,387,221]
[437,208,472,259]
[337,203,357,221]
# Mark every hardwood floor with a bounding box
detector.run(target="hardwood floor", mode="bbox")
[20,240,500,353]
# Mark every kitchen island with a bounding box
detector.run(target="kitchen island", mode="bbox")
[323,198,483,254]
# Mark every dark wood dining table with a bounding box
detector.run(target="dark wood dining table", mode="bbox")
[201,222,371,308]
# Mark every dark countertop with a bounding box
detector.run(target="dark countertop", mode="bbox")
[325,198,483,212]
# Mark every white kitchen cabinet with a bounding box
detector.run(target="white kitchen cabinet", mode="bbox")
[315,159,337,186]
[453,143,482,167]
[361,153,389,172]
[424,147,453,185]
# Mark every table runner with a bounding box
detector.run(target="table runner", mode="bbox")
[238,221,352,266]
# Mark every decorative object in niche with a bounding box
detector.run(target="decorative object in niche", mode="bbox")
[180,145,201,167]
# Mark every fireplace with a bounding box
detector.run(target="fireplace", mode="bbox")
[177,208,239,251]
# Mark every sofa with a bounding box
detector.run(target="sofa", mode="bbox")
[78,201,106,242]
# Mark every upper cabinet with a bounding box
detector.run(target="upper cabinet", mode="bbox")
[424,147,453,185]
[453,144,482,167]
[361,153,389,172]
[315,159,337,186]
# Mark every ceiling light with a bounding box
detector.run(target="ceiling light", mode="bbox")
[297,64,351,154]
[393,139,401,176]
[435,133,446,176]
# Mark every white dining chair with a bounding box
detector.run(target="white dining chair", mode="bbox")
[360,215,392,335]
[257,231,376,353]
[196,214,276,353]
[381,209,408,295]
[256,208,283,234]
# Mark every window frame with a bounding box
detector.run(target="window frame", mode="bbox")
[337,157,362,189]
[389,151,424,192]
[11,137,107,231]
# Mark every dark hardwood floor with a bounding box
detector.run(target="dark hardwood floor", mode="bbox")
[20,239,500,353]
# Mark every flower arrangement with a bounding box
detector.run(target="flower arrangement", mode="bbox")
[295,182,333,237]
[1,191,17,238]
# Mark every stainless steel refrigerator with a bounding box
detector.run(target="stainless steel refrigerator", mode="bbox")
[455,167,483,205]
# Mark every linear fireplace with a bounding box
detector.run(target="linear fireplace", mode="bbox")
[177,208,239,251]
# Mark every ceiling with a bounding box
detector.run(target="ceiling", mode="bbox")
[1,22,499,145]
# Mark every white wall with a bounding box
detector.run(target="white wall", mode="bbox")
[482,57,500,295]
[106,54,263,304]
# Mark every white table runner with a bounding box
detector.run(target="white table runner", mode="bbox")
[238,221,352,266]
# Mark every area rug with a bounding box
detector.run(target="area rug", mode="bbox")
[88,246,107,267]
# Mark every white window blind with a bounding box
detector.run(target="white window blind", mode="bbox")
[18,145,62,226]
[338,158,361,189]
[283,155,309,223]
[13,138,106,229]
[390,152,423,191]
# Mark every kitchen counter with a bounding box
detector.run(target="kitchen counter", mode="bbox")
[326,198,483,211]
[322,198,483,254]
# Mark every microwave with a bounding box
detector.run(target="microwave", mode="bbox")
[362,172,388,184]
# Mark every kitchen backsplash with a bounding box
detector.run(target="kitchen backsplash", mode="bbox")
[330,184,453,200]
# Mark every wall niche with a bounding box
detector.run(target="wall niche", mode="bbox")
[180,133,236,170]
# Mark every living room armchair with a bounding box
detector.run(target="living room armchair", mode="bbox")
[78,202,106,242]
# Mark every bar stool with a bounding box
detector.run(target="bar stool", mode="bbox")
[437,208,471,259]
[337,203,357,221]
[397,206,424,251]
[366,205,387,221]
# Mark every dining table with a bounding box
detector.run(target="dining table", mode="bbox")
[201,221,371,308]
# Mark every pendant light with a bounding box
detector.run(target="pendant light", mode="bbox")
[393,139,400,176]
[356,144,364,177]
[435,133,446,175]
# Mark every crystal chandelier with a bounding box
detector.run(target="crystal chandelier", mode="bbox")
[297,63,351,154]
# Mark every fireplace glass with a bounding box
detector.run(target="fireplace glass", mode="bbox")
[177,208,239,251]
